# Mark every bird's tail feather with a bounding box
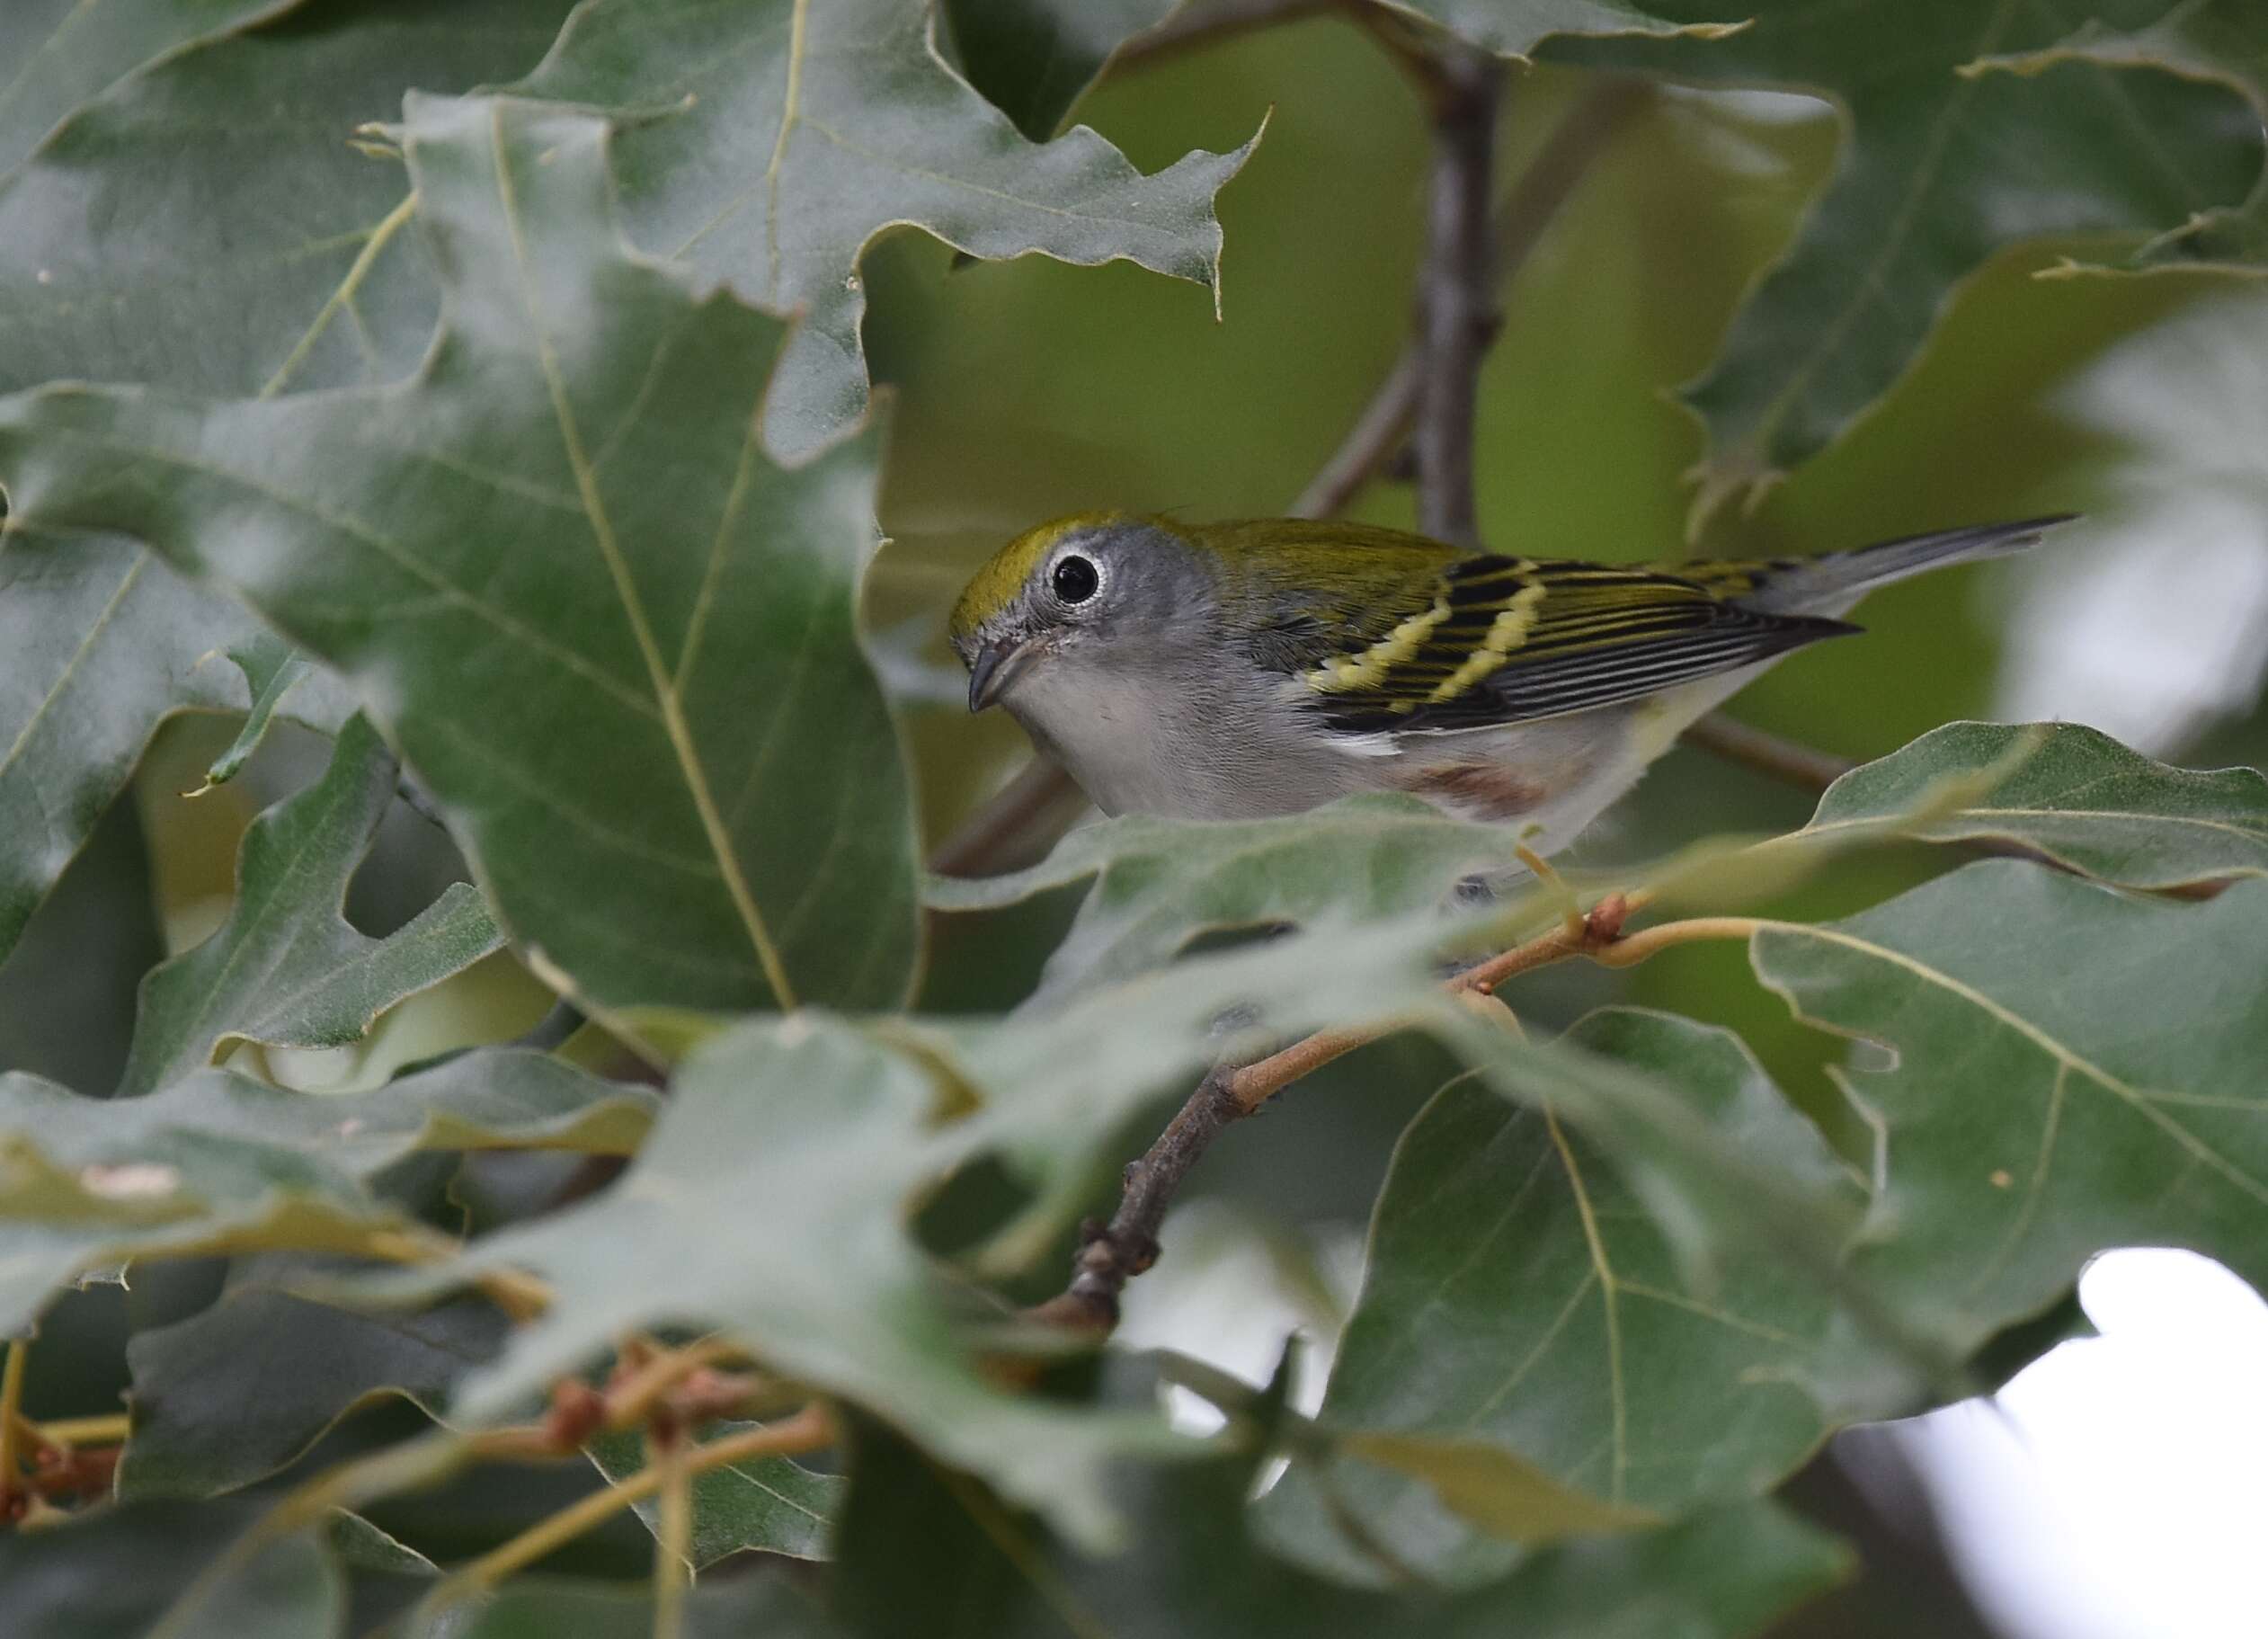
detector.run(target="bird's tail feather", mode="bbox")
[1740,514,2077,615]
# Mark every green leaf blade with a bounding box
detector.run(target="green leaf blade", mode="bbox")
[0,0,578,975]
[928,794,1529,997]
[1285,1010,1857,1577]
[1971,1,2268,269]
[0,538,250,966]
[121,1283,508,1501]
[117,715,503,1097]
[1549,1,2268,489]
[505,0,1263,459]
[587,1420,844,1566]
[191,634,315,795]
[1801,720,2268,889]
[0,95,923,1014]
[0,1049,654,1334]
[0,0,298,177]
[1755,862,2268,1344]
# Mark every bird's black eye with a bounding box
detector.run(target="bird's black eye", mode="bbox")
[1052,554,1100,605]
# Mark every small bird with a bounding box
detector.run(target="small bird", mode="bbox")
[949,512,2071,854]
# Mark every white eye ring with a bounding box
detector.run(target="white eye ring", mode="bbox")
[1048,549,1105,608]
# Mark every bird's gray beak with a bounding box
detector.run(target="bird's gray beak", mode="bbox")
[966,637,1039,713]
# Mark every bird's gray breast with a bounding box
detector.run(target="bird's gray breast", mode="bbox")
[1001,646,1367,819]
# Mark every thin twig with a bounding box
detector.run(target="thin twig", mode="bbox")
[414,1407,832,1617]
[19,1412,128,1450]
[652,1427,692,1639]
[1028,1067,1246,1332]
[393,773,449,831]
[929,755,1090,880]
[1680,712,1858,796]
[1288,79,1650,521]
[510,996,588,1053]
[1412,44,1503,546]
[1290,350,1426,520]
[0,1341,26,1517]
[1032,890,1643,1331]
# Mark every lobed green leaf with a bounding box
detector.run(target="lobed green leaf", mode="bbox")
[1971,0,2268,268]
[1755,862,2268,1352]
[118,716,503,1097]
[505,0,1264,459]
[0,0,577,974]
[0,95,923,1014]
[1798,719,2268,889]
[1278,1010,1860,1579]
[0,1047,653,1334]
[1547,1,2268,496]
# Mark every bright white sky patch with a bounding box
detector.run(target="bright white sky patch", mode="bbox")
[1907,1250,2268,1639]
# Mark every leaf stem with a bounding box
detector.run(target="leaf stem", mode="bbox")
[0,1341,26,1512]
[22,1412,128,1449]
[652,1430,693,1639]
[1593,914,1768,966]
[259,191,418,400]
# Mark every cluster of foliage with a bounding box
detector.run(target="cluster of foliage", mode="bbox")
[0,0,2264,1633]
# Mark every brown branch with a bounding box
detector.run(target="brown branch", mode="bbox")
[1112,0,1343,73]
[1679,712,1858,796]
[1290,78,1649,521]
[1290,349,1425,520]
[1033,890,1643,1332]
[929,755,1089,880]
[1412,45,1503,547]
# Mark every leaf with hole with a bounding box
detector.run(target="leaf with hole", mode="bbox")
[118,715,503,1097]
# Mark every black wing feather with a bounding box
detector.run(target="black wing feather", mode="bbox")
[1303,556,1856,735]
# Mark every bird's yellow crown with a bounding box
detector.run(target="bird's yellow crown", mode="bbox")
[948,511,1127,646]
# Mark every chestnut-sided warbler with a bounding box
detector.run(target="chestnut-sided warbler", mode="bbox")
[949,512,2070,852]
